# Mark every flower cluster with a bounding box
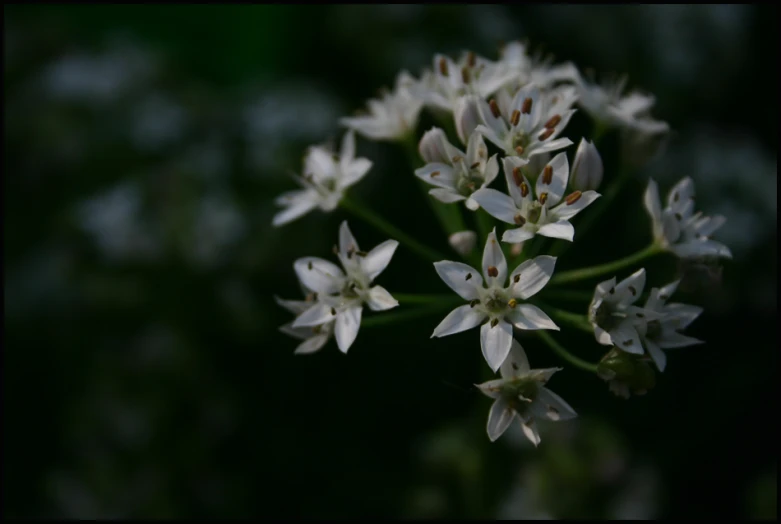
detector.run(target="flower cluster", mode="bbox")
[272,41,731,444]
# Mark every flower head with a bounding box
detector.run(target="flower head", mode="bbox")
[341,71,423,142]
[431,229,559,371]
[415,128,499,210]
[476,339,576,444]
[291,221,399,353]
[644,177,732,259]
[471,154,601,244]
[272,131,372,226]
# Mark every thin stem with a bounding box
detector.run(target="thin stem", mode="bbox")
[540,289,595,303]
[340,196,445,263]
[550,243,661,286]
[545,306,593,333]
[536,330,599,373]
[361,303,450,328]
[393,293,462,305]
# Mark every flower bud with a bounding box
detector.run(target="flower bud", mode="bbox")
[570,138,603,191]
[597,348,656,399]
[448,230,477,256]
[418,127,450,164]
[454,95,482,145]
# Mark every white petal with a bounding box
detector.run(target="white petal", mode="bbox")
[499,339,531,379]
[667,177,695,212]
[361,240,399,281]
[693,215,727,237]
[509,304,559,331]
[334,306,363,353]
[528,137,572,157]
[502,227,536,244]
[536,387,577,421]
[594,325,613,345]
[340,158,372,188]
[475,124,505,152]
[657,280,680,303]
[671,240,732,260]
[272,193,319,226]
[594,276,617,298]
[366,285,399,311]
[294,334,330,355]
[431,305,487,338]
[433,261,483,300]
[415,163,456,189]
[455,95,483,144]
[293,257,345,294]
[305,147,337,179]
[535,152,569,206]
[429,188,467,204]
[274,296,310,315]
[470,189,519,224]
[537,220,575,241]
[644,338,666,372]
[510,255,556,299]
[292,303,337,328]
[664,303,703,329]
[644,179,663,232]
[487,397,516,442]
[482,229,508,285]
[661,209,681,245]
[483,155,500,186]
[502,156,532,208]
[520,418,541,447]
[614,268,646,305]
[480,320,514,372]
[279,322,312,341]
[339,221,360,257]
[476,378,506,399]
[609,320,643,354]
[551,190,601,220]
[656,330,703,349]
[418,127,450,164]
[340,130,355,163]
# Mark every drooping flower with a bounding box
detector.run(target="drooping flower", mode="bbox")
[272,131,372,226]
[431,229,559,371]
[644,177,732,259]
[587,268,662,354]
[636,280,703,372]
[415,128,499,210]
[291,221,399,353]
[471,155,601,244]
[476,339,576,444]
[275,294,334,355]
[569,138,603,192]
[341,71,423,142]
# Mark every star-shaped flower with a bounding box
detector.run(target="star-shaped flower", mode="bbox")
[471,154,600,244]
[272,131,372,226]
[275,294,335,355]
[476,339,576,444]
[644,177,732,259]
[415,128,499,210]
[431,229,559,371]
[291,221,399,353]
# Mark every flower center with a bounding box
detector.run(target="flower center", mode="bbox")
[527,201,543,224]
[456,168,484,196]
[594,301,621,332]
[645,320,662,340]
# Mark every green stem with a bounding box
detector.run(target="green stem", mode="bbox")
[540,289,595,303]
[393,293,462,305]
[340,196,445,263]
[545,306,593,333]
[536,330,599,373]
[550,243,661,286]
[361,303,451,328]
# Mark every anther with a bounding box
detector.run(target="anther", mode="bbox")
[542,165,553,184]
[467,51,476,68]
[452,155,462,163]
[513,274,521,283]
[510,109,521,126]
[308,261,313,270]
[636,312,645,318]
[520,182,529,198]
[609,287,615,294]
[512,167,524,186]
[539,192,548,205]
[628,285,637,296]
[538,128,555,141]
[674,213,682,221]
[356,250,367,257]
[508,298,518,308]
[470,162,480,169]
[513,214,526,226]
[331,307,337,316]
[469,299,480,308]
[521,97,532,114]
[511,362,519,371]
[515,145,524,155]
[489,99,501,118]
[673,192,679,202]
[438,57,448,76]
[565,191,583,205]
[487,266,499,278]
[491,318,499,328]
[465,272,473,281]
[544,114,561,129]
[430,171,440,177]
[623,339,633,346]
[461,66,471,84]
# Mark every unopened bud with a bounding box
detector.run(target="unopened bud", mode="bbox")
[570,138,603,191]
[597,348,656,398]
[449,231,478,257]
[418,127,450,164]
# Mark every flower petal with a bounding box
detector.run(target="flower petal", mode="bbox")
[279,321,312,341]
[499,339,531,379]
[293,257,345,294]
[528,137,572,157]
[339,221,360,257]
[487,397,516,442]
[470,189,519,224]
[644,179,663,234]
[482,229,508,285]
[664,303,703,329]
[418,127,450,164]
[502,227,536,244]
[432,305,487,338]
[429,188,467,204]
[502,156,532,208]
[666,177,695,213]
[334,306,363,353]
[292,303,337,328]
[509,304,559,331]
[480,319,514,372]
[537,220,575,241]
[272,193,319,226]
[361,240,399,281]
[274,296,310,315]
[535,152,569,206]
[609,320,643,354]
[656,330,703,349]
[614,268,646,305]
[415,163,457,189]
[551,190,601,220]
[294,334,330,355]
[340,158,372,188]
[644,337,666,372]
[671,240,732,260]
[535,387,577,421]
[433,261,483,300]
[476,378,506,399]
[366,285,399,311]
[520,418,541,447]
[510,255,556,299]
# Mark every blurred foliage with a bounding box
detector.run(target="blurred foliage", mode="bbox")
[3,4,778,519]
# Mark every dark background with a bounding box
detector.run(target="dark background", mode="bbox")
[4,5,777,519]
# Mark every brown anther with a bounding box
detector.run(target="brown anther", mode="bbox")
[520,182,529,198]
[609,287,615,294]
[470,161,480,169]
[305,293,315,302]
[430,170,440,177]
[515,145,525,155]
[565,191,583,205]
[491,318,499,328]
[636,312,645,318]
[538,128,555,141]
[331,307,337,316]
[511,362,519,370]
[510,109,521,126]
[467,51,476,68]
[308,261,313,270]
[438,57,448,76]
[356,250,367,257]
[508,298,518,308]
[673,192,679,202]
[544,114,561,129]
[542,165,553,184]
[489,99,501,118]
[539,192,548,205]
[487,266,499,278]
[461,66,471,84]
[513,214,526,226]
[674,213,682,221]
[659,294,669,300]
[349,282,357,290]
[469,299,480,308]
[623,339,633,346]
[466,182,476,191]
[521,97,532,114]
[513,274,521,283]
[628,285,637,296]
[452,155,463,163]
[347,248,355,259]
[512,167,524,186]
[465,272,473,281]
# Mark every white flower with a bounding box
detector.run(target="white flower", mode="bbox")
[644,177,732,259]
[498,41,580,90]
[636,280,703,372]
[415,128,499,210]
[448,230,478,257]
[570,138,603,191]
[573,73,669,135]
[476,339,576,444]
[588,268,663,354]
[291,221,399,353]
[341,71,423,142]
[431,229,559,371]
[471,154,601,244]
[272,131,372,226]
[419,51,517,114]
[275,294,334,355]
[474,82,577,159]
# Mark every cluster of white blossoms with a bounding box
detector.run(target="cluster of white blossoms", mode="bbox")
[272,41,731,444]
